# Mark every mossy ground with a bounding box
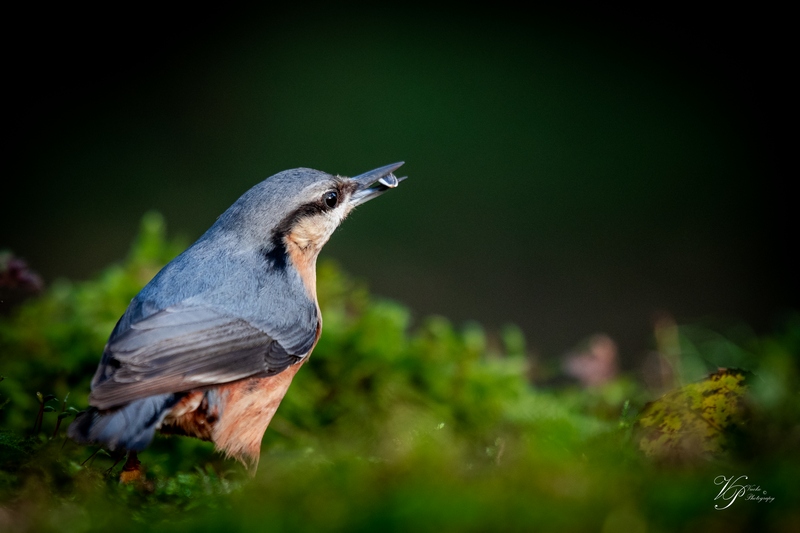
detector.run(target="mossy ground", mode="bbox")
[1,213,798,532]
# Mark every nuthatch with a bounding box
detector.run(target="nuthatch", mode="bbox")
[68,162,406,474]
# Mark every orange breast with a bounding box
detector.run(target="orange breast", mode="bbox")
[212,362,305,470]
[159,360,307,473]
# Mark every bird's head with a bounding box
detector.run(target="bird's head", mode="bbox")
[215,162,406,271]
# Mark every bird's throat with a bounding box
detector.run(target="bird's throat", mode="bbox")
[284,233,320,301]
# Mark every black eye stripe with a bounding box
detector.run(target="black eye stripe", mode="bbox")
[270,184,345,243]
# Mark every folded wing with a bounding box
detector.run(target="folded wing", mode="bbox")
[89,305,314,410]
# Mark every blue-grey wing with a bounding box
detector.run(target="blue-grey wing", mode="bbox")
[89,305,317,410]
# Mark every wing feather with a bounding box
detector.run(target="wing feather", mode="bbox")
[89,304,315,409]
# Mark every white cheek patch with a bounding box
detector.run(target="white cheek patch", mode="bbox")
[288,209,347,252]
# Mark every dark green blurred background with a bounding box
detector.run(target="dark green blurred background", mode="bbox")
[4,6,793,364]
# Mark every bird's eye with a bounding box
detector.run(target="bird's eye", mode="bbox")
[323,191,339,209]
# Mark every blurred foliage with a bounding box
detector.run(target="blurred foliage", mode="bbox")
[636,369,750,463]
[0,213,799,532]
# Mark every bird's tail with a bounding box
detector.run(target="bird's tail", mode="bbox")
[67,394,179,452]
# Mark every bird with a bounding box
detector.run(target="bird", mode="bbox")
[68,162,406,478]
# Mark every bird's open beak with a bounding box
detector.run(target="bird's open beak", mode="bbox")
[349,162,407,206]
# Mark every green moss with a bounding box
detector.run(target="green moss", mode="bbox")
[0,213,798,532]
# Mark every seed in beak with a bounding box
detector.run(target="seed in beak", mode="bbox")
[378,173,399,188]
